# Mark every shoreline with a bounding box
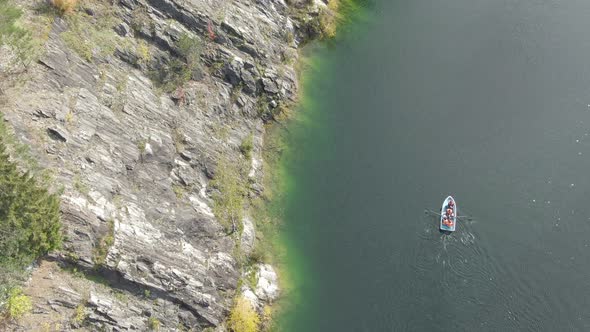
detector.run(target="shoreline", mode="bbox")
[258,1,371,329]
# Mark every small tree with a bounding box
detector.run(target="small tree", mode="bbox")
[228,296,260,332]
[0,142,62,264]
[0,135,62,306]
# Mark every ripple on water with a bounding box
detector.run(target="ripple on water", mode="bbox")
[410,212,587,330]
[407,214,529,330]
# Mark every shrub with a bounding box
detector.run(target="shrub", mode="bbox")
[0,1,27,44]
[228,296,259,332]
[72,303,86,324]
[239,134,254,160]
[0,144,62,266]
[50,0,78,15]
[0,115,61,308]
[6,288,31,319]
[92,219,114,267]
[172,185,185,199]
[149,33,202,93]
[147,316,160,331]
[177,33,202,71]
[60,5,119,62]
[136,40,150,66]
[210,157,246,233]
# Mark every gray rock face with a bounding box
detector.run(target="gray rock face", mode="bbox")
[0,0,317,330]
[241,263,280,310]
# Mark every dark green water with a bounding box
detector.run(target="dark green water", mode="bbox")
[279,0,590,331]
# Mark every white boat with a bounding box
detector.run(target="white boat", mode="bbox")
[440,196,457,232]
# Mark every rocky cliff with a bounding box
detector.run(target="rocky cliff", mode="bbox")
[0,0,328,330]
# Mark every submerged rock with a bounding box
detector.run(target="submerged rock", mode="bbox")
[255,264,280,302]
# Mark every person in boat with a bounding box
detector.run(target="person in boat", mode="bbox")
[448,200,454,208]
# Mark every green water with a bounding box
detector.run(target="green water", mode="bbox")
[279,0,590,331]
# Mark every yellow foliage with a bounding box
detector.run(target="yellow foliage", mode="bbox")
[51,0,78,14]
[72,303,86,324]
[148,316,160,331]
[228,296,260,332]
[137,40,150,66]
[319,3,340,39]
[6,288,32,319]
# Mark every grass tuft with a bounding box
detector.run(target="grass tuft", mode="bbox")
[147,316,160,331]
[240,134,254,160]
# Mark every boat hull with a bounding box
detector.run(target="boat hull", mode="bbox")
[440,196,457,232]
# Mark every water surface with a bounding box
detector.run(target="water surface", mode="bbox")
[280,0,590,330]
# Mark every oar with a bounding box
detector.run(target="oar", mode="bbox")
[424,209,441,216]
[425,208,474,221]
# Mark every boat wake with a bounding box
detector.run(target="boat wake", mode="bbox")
[407,212,521,330]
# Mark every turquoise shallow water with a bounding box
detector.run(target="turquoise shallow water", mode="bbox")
[279,0,590,330]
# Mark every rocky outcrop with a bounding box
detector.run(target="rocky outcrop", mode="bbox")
[0,0,321,330]
[242,264,280,310]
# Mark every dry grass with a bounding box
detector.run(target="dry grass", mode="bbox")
[51,0,78,15]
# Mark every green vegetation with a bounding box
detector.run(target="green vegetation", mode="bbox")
[5,288,31,320]
[92,219,114,267]
[172,184,185,199]
[212,123,230,141]
[73,174,89,195]
[65,110,75,124]
[230,83,243,105]
[149,33,202,93]
[136,40,151,66]
[0,0,37,65]
[240,134,254,160]
[112,290,128,303]
[284,30,294,44]
[72,302,86,324]
[248,124,288,266]
[177,33,202,68]
[0,117,62,309]
[137,139,147,154]
[147,316,160,331]
[210,156,247,233]
[227,296,260,332]
[245,267,258,290]
[287,0,361,41]
[60,4,121,62]
[316,0,351,40]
